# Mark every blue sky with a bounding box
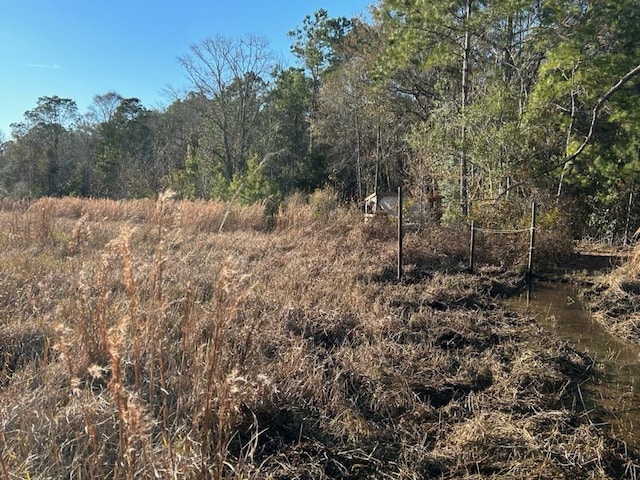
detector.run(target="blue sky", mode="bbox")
[0,0,372,138]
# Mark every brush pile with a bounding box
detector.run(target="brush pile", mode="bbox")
[0,196,637,478]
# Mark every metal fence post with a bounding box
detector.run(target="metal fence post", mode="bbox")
[527,202,536,277]
[397,186,403,281]
[469,221,475,273]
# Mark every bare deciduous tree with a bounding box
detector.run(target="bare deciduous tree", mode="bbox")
[178,34,275,182]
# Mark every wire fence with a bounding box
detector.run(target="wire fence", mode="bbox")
[393,187,536,280]
[469,202,537,275]
[472,227,531,235]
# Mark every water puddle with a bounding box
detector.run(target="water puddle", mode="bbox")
[504,281,640,448]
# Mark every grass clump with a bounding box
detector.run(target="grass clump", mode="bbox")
[0,197,637,478]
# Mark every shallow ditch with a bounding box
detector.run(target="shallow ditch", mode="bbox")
[504,281,640,449]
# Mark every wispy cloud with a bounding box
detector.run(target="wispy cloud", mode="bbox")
[27,63,62,69]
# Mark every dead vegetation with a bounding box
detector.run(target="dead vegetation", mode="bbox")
[0,196,637,478]
[584,242,640,344]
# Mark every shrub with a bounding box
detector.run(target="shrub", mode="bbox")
[309,186,339,219]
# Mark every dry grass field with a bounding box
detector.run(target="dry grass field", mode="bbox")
[0,195,638,479]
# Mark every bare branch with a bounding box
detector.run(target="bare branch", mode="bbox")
[564,62,640,166]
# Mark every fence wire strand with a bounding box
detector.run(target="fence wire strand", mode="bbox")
[473,227,531,234]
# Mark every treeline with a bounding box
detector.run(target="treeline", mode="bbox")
[1,2,639,239]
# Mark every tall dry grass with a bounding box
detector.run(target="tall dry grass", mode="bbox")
[1,196,270,236]
[0,196,637,478]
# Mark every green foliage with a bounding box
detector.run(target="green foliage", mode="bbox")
[289,9,353,80]
[91,97,154,198]
[525,0,640,238]
[210,170,232,201]
[269,68,313,156]
[2,96,79,198]
[263,68,326,194]
[170,144,202,200]
[227,155,282,205]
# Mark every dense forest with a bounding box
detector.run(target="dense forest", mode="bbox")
[1,1,639,240]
